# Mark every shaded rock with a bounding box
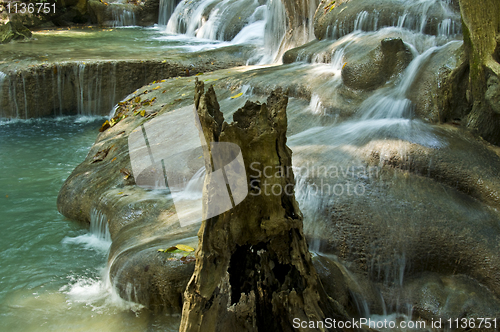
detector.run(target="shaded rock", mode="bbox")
[342,37,413,91]
[485,74,500,115]
[0,21,32,44]
[87,0,160,27]
[9,0,90,28]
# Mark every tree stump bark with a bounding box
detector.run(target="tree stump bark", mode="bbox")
[179,79,347,332]
[459,0,500,144]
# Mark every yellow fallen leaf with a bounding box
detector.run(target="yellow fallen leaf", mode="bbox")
[161,79,166,82]
[175,244,195,252]
[342,62,347,69]
[153,86,161,90]
[162,60,167,63]
[158,249,165,252]
[99,120,110,132]
[111,157,117,162]
[140,110,146,117]
[134,96,141,103]
[118,192,123,195]
[231,92,243,99]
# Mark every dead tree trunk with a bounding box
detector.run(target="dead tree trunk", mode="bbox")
[441,0,500,144]
[179,79,347,332]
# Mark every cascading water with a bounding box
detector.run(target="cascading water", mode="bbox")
[260,0,287,63]
[327,0,461,40]
[0,72,6,115]
[110,4,137,27]
[163,0,292,63]
[62,208,112,251]
[166,0,266,41]
[273,0,468,320]
[158,0,179,26]
[89,208,112,243]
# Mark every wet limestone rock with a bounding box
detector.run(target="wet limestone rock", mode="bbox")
[0,21,32,44]
[179,80,348,332]
[342,37,413,91]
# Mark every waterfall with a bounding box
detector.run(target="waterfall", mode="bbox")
[359,45,446,121]
[21,73,28,119]
[167,0,266,41]
[158,0,178,26]
[90,208,112,242]
[9,74,19,118]
[110,5,136,27]
[0,72,6,118]
[327,0,461,40]
[354,11,371,31]
[261,0,287,63]
[165,0,290,63]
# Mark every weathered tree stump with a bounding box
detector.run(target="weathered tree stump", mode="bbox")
[179,79,347,332]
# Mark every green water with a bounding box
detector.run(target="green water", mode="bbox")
[0,27,227,71]
[0,117,179,331]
